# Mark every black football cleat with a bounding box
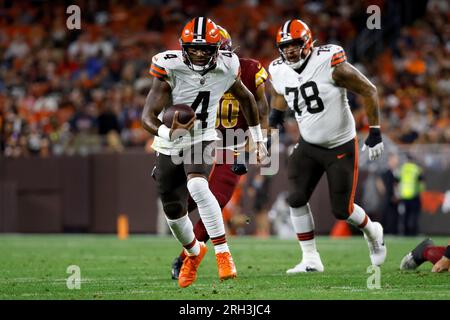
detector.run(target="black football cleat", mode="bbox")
[400,238,434,270]
[171,256,183,280]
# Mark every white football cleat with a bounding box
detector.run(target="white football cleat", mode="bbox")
[364,222,387,266]
[286,251,324,274]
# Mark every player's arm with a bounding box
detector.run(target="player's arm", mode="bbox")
[229,78,260,126]
[228,78,267,163]
[332,62,379,126]
[267,81,288,129]
[332,61,383,160]
[255,83,269,129]
[431,243,450,273]
[141,79,194,140]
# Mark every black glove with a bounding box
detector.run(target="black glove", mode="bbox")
[364,127,382,147]
[362,127,384,161]
[231,163,248,176]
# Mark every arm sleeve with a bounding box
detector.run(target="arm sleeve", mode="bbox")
[223,53,241,91]
[329,45,347,68]
[267,63,284,96]
[149,53,173,88]
[255,64,269,88]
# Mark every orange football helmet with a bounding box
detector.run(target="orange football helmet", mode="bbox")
[276,19,313,69]
[218,25,232,51]
[180,17,221,73]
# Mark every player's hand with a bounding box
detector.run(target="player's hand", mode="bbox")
[362,127,384,161]
[170,111,196,139]
[256,141,269,165]
[431,256,450,273]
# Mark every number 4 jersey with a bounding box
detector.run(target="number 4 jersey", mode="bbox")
[269,44,356,149]
[150,50,240,155]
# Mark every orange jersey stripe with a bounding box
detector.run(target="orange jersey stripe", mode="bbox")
[331,54,346,62]
[331,51,345,60]
[150,64,167,75]
[331,57,346,67]
[149,69,166,79]
[347,137,359,215]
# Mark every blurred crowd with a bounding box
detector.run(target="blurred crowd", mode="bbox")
[0,0,449,158]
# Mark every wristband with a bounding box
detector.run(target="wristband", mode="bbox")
[157,124,171,141]
[249,125,263,142]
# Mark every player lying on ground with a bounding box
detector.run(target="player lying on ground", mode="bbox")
[400,238,450,272]
[268,19,386,273]
[142,17,267,288]
[170,25,269,280]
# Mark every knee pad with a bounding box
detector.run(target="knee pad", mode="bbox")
[287,191,308,208]
[187,177,209,202]
[331,203,350,220]
[163,201,186,218]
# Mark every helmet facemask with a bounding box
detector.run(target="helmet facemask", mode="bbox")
[278,38,311,70]
[181,42,220,74]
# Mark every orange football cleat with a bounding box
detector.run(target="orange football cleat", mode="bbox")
[178,242,207,288]
[216,251,237,280]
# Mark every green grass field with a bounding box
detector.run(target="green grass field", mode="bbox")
[0,235,449,300]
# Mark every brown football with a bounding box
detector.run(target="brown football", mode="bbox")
[162,104,195,128]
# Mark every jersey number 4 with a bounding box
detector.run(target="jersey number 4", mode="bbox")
[285,81,324,116]
[191,91,210,129]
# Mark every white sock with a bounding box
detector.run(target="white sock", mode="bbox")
[187,177,229,254]
[290,203,317,255]
[347,203,376,239]
[166,214,200,256]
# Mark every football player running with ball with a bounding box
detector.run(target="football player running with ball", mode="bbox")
[268,19,386,274]
[170,25,270,280]
[142,17,267,287]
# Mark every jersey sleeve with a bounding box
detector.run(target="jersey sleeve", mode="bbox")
[268,61,284,96]
[224,52,241,91]
[329,45,347,68]
[149,52,174,87]
[255,62,269,88]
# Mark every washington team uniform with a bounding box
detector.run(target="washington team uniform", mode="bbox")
[269,45,359,217]
[150,50,240,213]
[207,58,268,210]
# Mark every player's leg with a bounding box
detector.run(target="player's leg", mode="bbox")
[326,137,386,266]
[286,140,325,274]
[172,162,240,279]
[185,141,237,281]
[400,238,447,270]
[154,153,207,288]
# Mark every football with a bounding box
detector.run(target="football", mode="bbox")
[163,104,195,128]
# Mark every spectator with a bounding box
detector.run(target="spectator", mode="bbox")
[380,153,400,234]
[398,154,425,236]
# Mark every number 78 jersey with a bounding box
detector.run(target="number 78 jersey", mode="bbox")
[269,44,356,149]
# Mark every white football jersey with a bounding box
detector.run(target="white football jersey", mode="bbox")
[269,44,356,149]
[149,50,240,155]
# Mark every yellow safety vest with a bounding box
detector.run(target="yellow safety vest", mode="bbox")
[399,162,423,200]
